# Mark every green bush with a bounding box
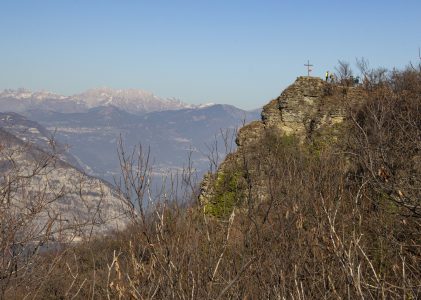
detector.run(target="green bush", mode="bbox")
[204,171,244,218]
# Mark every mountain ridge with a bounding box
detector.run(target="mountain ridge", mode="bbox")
[25,103,260,183]
[0,87,254,115]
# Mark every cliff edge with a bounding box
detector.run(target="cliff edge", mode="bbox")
[199,76,365,215]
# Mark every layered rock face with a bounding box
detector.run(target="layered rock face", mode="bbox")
[0,128,132,242]
[236,76,351,148]
[265,77,349,137]
[200,76,364,212]
[235,76,354,149]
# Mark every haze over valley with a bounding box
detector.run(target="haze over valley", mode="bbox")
[0,87,260,187]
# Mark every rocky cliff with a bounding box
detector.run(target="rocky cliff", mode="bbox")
[200,76,366,215]
[0,127,132,242]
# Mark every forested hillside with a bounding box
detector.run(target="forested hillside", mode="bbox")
[1,65,420,299]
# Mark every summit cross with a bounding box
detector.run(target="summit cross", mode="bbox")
[304,60,313,76]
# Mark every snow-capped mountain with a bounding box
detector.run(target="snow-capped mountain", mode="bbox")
[74,87,192,112]
[1,86,262,197]
[0,89,87,113]
[0,87,193,114]
[0,88,67,100]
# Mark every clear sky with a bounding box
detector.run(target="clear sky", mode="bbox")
[0,1,420,109]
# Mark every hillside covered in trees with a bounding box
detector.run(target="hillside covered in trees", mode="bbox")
[1,65,420,299]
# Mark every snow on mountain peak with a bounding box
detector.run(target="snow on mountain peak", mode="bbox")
[72,87,192,113]
[197,102,216,108]
[0,88,67,101]
[0,87,201,114]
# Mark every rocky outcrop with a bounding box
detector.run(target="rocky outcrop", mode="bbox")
[200,76,366,214]
[235,76,368,148]
[235,121,265,147]
[262,77,344,136]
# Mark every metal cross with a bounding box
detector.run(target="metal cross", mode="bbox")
[304,60,313,76]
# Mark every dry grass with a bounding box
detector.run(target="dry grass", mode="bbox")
[1,66,420,299]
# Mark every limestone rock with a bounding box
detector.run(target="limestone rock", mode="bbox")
[199,76,365,213]
[235,121,265,147]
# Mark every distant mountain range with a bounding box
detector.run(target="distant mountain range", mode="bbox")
[26,104,259,183]
[74,87,191,113]
[0,87,261,194]
[0,87,196,114]
[0,86,261,238]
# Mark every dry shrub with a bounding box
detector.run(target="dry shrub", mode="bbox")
[2,66,420,299]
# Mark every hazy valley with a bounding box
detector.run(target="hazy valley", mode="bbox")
[1,88,260,186]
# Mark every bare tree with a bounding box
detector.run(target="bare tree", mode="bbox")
[335,59,353,83]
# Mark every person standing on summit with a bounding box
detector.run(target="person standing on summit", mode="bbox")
[325,71,329,81]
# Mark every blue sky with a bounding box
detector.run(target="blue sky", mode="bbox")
[0,1,420,109]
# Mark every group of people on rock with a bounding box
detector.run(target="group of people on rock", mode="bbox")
[325,71,335,83]
[325,71,361,85]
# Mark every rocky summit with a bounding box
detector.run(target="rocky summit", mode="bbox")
[237,76,366,146]
[200,76,366,212]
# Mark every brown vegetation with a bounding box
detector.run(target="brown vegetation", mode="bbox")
[1,64,420,299]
